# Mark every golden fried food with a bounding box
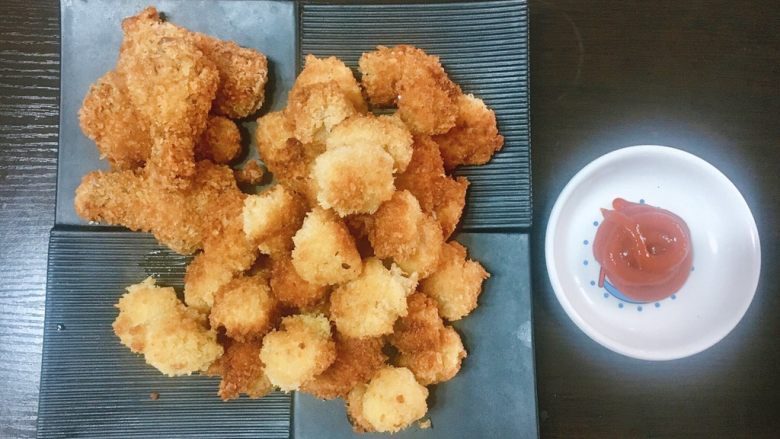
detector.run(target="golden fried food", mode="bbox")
[432,93,504,169]
[293,54,367,113]
[301,334,386,400]
[191,32,268,119]
[291,208,362,286]
[396,135,469,238]
[325,114,413,173]
[259,314,336,391]
[312,143,395,216]
[113,277,222,376]
[243,185,307,255]
[118,7,218,188]
[367,190,423,261]
[195,115,242,164]
[394,214,444,279]
[346,366,428,433]
[330,258,417,338]
[216,340,273,401]
[269,256,328,309]
[209,274,278,342]
[421,241,489,321]
[398,326,466,385]
[389,292,445,353]
[359,45,460,135]
[234,160,265,186]
[285,81,359,145]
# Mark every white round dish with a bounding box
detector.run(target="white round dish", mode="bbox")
[545,145,761,360]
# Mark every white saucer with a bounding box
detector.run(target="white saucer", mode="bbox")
[545,145,761,360]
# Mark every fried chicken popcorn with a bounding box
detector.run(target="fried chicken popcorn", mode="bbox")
[291,208,362,285]
[259,314,336,391]
[398,326,466,386]
[347,366,429,433]
[421,241,490,321]
[330,258,417,338]
[394,214,445,279]
[215,340,273,401]
[243,185,307,255]
[195,116,242,164]
[294,54,367,113]
[286,81,359,145]
[326,114,413,173]
[209,275,278,342]
[367,190,424,260]
[269,256,329,309]
[432,93,505,169]
[113,277,222,377]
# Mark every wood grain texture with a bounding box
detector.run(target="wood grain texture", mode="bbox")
[0,0,59,438]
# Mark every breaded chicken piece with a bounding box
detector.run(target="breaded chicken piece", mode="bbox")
[259,314,336,391]
[112,277,222,376]
[217,340,273,401]
[234,160,265,186]
[396,135,469,238]
[389,292,445,354]
[312,143,395,216]
[394,214,444,279]
[301,334,386,400]
[359,45,460,135]
[255,111,318,204]
[285,81,358,145]
[325,114,413,173]
[293,54,367,113]
[78,70,151,170]
[346,366,428,433]
[209,274,278,342]
[330,258,417,339]
[117,7,218,188]
[291,208,362,286]
[74,161,244,254]
[195,115,242,164]
[421,241,489,321]
[367,190,424,261]
[243,185,308,255]
[269,256,328,309]
[191,32,268,119]
[432,94,504,169]
[398,326,466,385]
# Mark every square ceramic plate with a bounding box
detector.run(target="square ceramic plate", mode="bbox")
[39,1,535,437]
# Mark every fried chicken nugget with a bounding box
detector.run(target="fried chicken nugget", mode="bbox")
[191,32,268,119]
[330,258,417,339]
[294,54,367,113]
[118,7,218,187]
[325,114,413,173]
[367,190,423,261]
[432,93,504,169]
[312,143,395,216]
[396,135,469,239]
[398,326,466,386]
[285,81,359,145]
[243,185,308,255]
[78,70,151,170]
[359,45,460,135]
[421,241,489,321]
[259,314,336,391]
[300,334,386,400]
[346,366,428,433]
[195,115,242,164]
[234,160,265,186]
[394,214,444,279]
[209,274,278,342]
[269,256,328,309]
[217,340,273,401]
[291,208,362,286]
[113,277,223,376]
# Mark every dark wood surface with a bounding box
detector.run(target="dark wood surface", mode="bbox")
[0,0,777,438]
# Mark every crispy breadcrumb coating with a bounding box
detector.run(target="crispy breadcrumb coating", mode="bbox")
[195,115,242,164]
[217,340,273,401]
[421,241,489,321]
[432,93,504,169]
[209,274,278,342]
[330,258,417,339]
[243,185,308,255]
[234,160,265,186]
[293,54,367,113]
[394,214,444,279]
[325,114,413,173]
[312,143,395,216]
[269,256,329,309]
[300,334,387,400]
[389,292,445,354]
[286,81,358,145]
[291,208,362,286]
[367,190,424,261]
[118,7,218,188]
[113,277,222,376]
[398,326,466,385]
[259,314,336,391]
[346,366,428,433]
[191,32,268,119]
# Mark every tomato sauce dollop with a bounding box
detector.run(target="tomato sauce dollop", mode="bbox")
[592,198,693,302]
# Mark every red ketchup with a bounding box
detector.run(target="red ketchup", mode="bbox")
[592,198,693,302]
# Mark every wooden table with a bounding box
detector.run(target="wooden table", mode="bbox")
[1,1,777,437]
